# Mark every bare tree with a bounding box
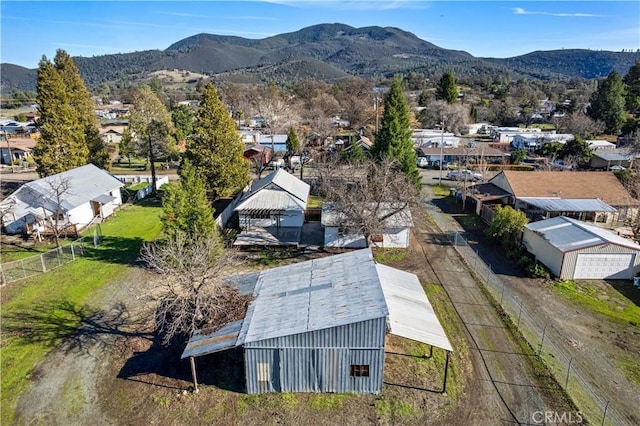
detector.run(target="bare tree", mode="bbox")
[420,100,470,134]
[140,232,252,345]
[315,158,420,247]
[555,112,604,138]
[22,176,75,246]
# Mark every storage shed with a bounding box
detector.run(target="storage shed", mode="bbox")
[523,216,640,280]
[182,248,453,394]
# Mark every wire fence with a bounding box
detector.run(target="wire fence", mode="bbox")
[0,226,103,286]
[425,201,633,426]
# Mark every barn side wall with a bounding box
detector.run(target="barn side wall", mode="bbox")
[244,318,386,394]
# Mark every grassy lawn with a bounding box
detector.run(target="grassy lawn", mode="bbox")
[1,238,78,263]
[551,280,640,326]
[0,201,163,425]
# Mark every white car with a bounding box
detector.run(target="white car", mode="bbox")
[417,157,429,168]
[447,170,483,181]
[609,165,626,171]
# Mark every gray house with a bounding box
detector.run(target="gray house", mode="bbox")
[182,248,452,394]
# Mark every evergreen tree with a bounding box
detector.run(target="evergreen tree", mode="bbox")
[172,104,194,141]
[33,55,87,176]
[436,70,458,104]
[286,126,300,154]
[185,82,250,199]
[587,70,627,134]
[623,60,640,114]
[130,85,175,195]
[342,141,366,163]
[54,50,110,170]
[371,76,420,187]
[162,160,217,239]
[118,127,135,168]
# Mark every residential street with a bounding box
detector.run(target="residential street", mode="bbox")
[413,170,575,425]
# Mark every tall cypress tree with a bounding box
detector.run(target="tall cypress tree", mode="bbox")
[162,159,217,239]
[185,82,249,199]
[286,126,300,154]
[587,70,627,134]
[33,55,87,176]
[371,76,420,187]
[436,70,458,104]
[624,60,640,114]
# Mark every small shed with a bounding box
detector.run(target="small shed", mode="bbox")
[322,202,414,248]
[182,248,453,394]
[523,216,640,280]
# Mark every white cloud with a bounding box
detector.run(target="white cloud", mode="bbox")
[513,7,606,18]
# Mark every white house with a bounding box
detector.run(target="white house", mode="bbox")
[523,216,640,280]
[1,164,124,235]
[322,202,414,248]
[233,169,310,246]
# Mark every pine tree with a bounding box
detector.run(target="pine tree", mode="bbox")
[371,76,420,187]
[436,70,458,104]
[185,82,250,199]
[286,126,300,154]
[33,55,87,176]
[162,160,217,239]
[130,85,175,194]
[587,70,627,134]
[624,60,640,114]
[54,50,110,170]
[118,127,135,168]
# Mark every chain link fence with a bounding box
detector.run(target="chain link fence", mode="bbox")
[1,226,103,285]
[425,201,633,426]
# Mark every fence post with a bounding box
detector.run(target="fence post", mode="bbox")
[93,229,98,248]
[601,400,609,426]
[40,254,47,272]
[565,357,573,389]
[538,326,546,355]
[70,242,75,260]
[516,301,524,328]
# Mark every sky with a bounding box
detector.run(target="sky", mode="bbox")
[1,0,639,69]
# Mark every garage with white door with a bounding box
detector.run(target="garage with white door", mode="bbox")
[522,216,640,280]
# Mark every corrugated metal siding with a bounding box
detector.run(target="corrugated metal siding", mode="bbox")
[562,244,640,279]
[245,319,386,394]
[245,347,384,394]
[244,318,386,349]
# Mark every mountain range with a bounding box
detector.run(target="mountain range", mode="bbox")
[2,23,639,93]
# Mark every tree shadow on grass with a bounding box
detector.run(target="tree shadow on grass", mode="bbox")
[81,236,146,265]
[2,300,154,357]
[604,279,640,308]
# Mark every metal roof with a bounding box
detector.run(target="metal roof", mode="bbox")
[321,202,414,228]
[592,150,638,161]
[376,263,453,352]
[20,164,123,211]
[181,320,244,359]
[525,216,640,252]
[519,198,616,213]
[235,169,309,212]
[182,249,454,359]
[237,248,387,344]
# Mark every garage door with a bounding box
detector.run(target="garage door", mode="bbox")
[574,253,635,279]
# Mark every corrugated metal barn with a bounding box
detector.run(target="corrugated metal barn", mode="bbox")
[182,248,453,394]
[523,216,640,280]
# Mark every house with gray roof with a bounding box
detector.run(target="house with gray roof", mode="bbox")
[1,164,123,235]
[523,216,640,280]
[233,168,310,246]
[182,248,453,394]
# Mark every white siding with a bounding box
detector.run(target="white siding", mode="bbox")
[67,203,94,228]
[522,228,564,278]
[324,227,410,249]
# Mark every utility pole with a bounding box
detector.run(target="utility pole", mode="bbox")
[438,120,445,186]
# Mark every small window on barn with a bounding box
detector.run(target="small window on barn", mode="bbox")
[350,364,370,377]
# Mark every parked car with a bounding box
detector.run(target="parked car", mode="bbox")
[609,165,626,171]
[432,160,449,169]
[417,157,429,168]
[447,169,483,181]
